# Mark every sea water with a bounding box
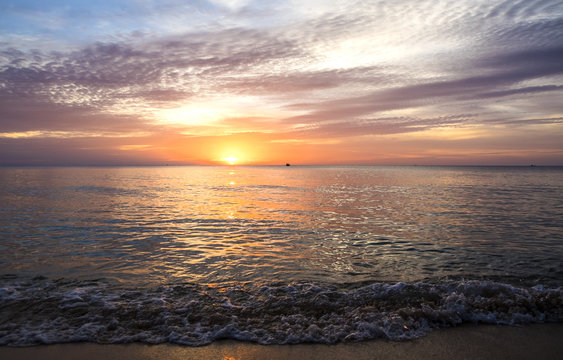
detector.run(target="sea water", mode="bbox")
[0,166,561,345]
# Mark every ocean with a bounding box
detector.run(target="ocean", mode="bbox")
[0,166,561,345]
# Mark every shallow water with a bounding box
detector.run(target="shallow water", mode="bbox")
[0,166,562,345]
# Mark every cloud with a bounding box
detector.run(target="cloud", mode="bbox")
[287,115,476,139]
[0,137,167,166]
[0,26,305,106]
[472,85,563,100]
[483,0,562,21]
[282,46,563,129]
[0,0,562,164]
[223,66,390,94]
[0,92,155,133]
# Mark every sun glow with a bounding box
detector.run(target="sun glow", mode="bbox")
[223,156,238,165]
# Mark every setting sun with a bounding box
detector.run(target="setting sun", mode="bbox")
[223,156,238,165]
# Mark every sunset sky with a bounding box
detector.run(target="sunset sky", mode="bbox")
[1,0,562,165]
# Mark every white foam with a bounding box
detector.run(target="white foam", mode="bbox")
[0,278,561,346]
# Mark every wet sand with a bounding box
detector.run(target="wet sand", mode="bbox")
[1,323,561,360]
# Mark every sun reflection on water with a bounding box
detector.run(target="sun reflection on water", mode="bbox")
[2,166,562,287]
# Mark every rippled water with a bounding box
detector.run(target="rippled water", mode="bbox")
[2,166,562,286]
[0,166,562,345]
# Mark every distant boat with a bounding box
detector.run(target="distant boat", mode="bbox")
[286,163,291,166]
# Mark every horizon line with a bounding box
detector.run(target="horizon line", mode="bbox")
[1,163,561,168]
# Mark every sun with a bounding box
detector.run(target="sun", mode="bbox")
[223,156,238,165]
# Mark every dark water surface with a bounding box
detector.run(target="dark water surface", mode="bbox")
[1,166,562,345]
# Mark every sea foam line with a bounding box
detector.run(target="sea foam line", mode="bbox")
[0,279,561,346]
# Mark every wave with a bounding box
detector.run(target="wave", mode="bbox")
[0,277,561,346]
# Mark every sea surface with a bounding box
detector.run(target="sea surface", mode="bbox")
[0,166,562,345]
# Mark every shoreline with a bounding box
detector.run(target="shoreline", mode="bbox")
[1,323,561,360]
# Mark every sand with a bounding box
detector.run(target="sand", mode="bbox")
[1,323,561,360]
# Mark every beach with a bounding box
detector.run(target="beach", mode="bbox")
[2,0,563,355]
[1,323,562,360]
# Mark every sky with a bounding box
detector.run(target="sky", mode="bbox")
[1,0,562,165]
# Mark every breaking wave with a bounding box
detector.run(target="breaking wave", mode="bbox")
[1,277,561,346]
